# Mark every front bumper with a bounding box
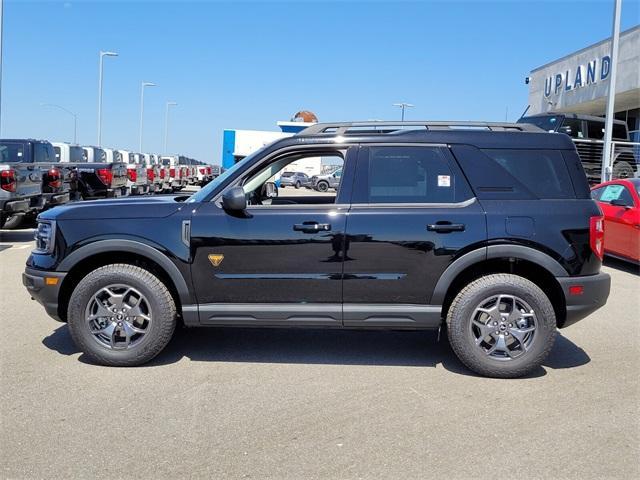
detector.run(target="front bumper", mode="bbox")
[556,272,611,328]
[22,267,66,322]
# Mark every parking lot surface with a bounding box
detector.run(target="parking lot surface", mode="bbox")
[1,227,639,480]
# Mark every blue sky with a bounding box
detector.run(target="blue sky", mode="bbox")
[2,0,639,164]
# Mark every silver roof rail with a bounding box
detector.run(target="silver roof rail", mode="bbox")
[298,121,542,135]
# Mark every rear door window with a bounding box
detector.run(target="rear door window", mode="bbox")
[364,146,473,204]
[481,149,574,199]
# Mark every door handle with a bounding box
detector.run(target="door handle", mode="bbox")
[293,222,331,233]
[427,222,465,233]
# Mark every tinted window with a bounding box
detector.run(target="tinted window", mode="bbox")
[281,172,294,177]
[612,123,627,140]
[590,186,605,201]
[587,121,605,140]
[367,146,470,204]
[69,147,84,162]
[34,143,57,163]
[482,149,574,199]
[559,118,584,138]
[0,142,26,163]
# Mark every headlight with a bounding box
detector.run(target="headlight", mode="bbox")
[34,220,56,254]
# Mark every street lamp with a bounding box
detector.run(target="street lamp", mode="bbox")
[393,102,414,121]
[0,0,5,136]
[97,50,118,146]
[139,81,156,152]
[163,101,177,154]
[40,103,78,144]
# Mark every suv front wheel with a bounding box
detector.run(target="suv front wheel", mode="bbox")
[67,264,177,366]
[446,274,557,378]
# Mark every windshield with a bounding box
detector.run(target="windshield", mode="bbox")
[518,115,561,132]
[0,142,26,163]
[187,148,266,203]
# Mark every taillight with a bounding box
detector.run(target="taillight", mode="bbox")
[590,215,605,261]
[96,168,113,186]
[199,168,206,175]
[127,168,137,182]
[1,169,17,192]
[207,167,212,175]
[169,168,175,178]
[146,168,155,181]
[159,169,166,179]
[47,168,62,189]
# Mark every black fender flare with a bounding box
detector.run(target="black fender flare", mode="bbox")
[430,244,568,305]
[58,239,192,306]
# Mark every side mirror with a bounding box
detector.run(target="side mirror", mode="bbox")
[222,186,247,211]
[610,199,630,209]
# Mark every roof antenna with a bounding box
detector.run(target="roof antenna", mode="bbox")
[518,105,530,121]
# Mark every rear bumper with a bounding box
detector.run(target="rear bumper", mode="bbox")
[43,192,70,207]
[2,198,30,214]
[22,267,66,322]
[556,272,611,328]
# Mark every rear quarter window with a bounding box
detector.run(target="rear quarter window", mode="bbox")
[481,149,575,199]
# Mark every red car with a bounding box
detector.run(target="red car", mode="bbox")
[591,178,640,263]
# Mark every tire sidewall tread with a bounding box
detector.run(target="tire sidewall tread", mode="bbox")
[67,263,176,367]
[446,273,557,378]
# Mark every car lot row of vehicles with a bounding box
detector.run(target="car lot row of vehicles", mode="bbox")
[0,139,220,229]
[279,168,343,192]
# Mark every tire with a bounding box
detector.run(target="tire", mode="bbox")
[1,214,25,230]
[67,264,176,366]
[316,181,329,192]
[446,274,557,378]
[612,160,635,180]
[295,181,301,189]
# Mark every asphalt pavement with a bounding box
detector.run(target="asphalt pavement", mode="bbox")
[1,227,638,479]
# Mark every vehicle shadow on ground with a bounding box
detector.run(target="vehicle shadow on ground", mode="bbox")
[603,257,639,276]
[42,325,590,378]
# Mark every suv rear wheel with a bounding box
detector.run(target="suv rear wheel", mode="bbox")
[446,274,556,378]
[67,264,176,366]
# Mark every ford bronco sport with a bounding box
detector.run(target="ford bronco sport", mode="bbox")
[23,121,611,378]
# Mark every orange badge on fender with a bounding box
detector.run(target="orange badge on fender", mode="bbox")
[208,254,224,267]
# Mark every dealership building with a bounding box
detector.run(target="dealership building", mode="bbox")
[526,25,639,140]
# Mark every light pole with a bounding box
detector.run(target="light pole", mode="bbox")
[163,101,177,154]
[41,103,78,144]
[139,81,156,152]
[601,0,622,183]
[0,0,4,136]
[393,102,414,121]
[97,50,118,147]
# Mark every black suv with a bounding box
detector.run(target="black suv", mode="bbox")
[23,121,611,378]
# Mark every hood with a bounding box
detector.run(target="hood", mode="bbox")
[39,195,190,221]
